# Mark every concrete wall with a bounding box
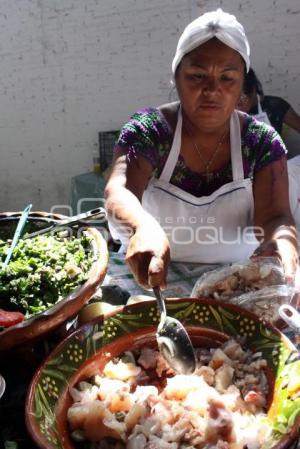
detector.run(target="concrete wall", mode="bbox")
[0,0,299,211]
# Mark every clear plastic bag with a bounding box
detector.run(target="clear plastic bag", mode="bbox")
[191,258,291,324]
[191,257,285,301]
[227,285,294,323]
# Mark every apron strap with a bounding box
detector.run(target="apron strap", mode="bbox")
[159,107,245,183]
[230,110,244,182]
[159,108,183,182]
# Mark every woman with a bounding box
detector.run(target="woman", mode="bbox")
[105,9,298,289]
[240,68,300,225]
[239,67,300,137]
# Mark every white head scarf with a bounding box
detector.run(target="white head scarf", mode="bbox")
[172,9,250,76]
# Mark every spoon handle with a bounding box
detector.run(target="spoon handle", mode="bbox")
[153,286,167,316]
[3,204,32,267]
[23,207,107,239]
[279,304,300,333]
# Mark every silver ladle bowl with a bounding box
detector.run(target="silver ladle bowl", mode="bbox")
[0,373,6,399]
[153,287,196,374]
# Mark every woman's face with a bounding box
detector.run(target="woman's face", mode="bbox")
[175,38,245,131]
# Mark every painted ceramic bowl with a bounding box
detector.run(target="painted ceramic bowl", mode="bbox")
[26,298,300,449]
[0,211,108,351]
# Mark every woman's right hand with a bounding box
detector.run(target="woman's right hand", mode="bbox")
[125,221,170,290]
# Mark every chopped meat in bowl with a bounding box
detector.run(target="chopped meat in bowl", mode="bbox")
[67,340,271,449]
[25,298,300,449]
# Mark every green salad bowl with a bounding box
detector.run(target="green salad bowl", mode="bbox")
[0,211,108,352]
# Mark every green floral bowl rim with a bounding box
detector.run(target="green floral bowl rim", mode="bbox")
[26,297,300,449]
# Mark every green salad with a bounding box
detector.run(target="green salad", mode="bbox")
[0,234,95,318]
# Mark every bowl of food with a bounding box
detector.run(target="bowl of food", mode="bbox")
[26,298,300,449]
[0,211,108,351]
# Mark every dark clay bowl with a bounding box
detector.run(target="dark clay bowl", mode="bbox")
[26,298,300,449]
[0,211,108,351]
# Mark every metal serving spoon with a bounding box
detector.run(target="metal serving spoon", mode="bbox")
[0,373,6,399]
[22,207,107,239]
[153,286,196,374]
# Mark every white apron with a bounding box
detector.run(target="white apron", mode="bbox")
[288,156,300,228]
[253,95,271,125]
[108,109,258,263]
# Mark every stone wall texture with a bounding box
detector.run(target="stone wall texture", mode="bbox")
[0,0,299,210]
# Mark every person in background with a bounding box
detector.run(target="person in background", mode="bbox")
[239,67,300,139]
[239,69,300,225]
[105,9,298,290]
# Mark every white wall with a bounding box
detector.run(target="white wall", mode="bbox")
[0,0,299,211]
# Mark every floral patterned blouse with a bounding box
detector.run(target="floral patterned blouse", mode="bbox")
[114,106,287,197]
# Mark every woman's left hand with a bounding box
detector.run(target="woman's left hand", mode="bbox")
[253,158,299,284]
[253,238,299,284]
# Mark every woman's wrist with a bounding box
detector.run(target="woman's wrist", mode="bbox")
[133,213,164,234]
